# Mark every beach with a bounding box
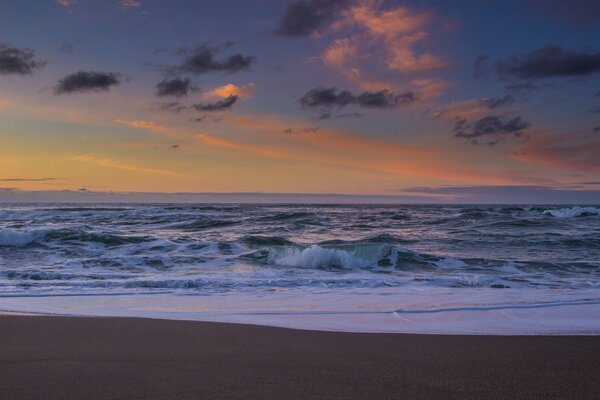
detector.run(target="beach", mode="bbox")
[1,315,599,400]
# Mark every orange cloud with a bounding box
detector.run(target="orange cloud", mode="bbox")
[203,83,256,99]
[196,134,292,159]
[512,131,600,172]
[320,1,448,97]
[72,154,187,177]
[322,38,360,68]
[115,119,167,131]
[206,115,522,185]
[346,3,433,37]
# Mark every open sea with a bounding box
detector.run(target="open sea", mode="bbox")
[1,204,599,334]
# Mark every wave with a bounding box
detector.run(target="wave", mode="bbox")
[543,206,600,218]
[0,228,51,247]
[264,211,317,221]
[318,233,414,246]
[241,235,294,247]
[243,243,449,271]
[0,227,151,247]
[172,218,239,230]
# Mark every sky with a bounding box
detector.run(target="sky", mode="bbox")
[0,0,599,203]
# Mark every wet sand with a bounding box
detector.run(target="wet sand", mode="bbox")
[1,315,599,399]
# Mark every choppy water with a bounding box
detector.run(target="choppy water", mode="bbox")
[1,204,599,333]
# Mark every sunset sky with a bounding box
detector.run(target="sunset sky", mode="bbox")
[1,0,599,202]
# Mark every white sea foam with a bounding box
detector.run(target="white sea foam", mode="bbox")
[271,244,391,269]
[543,206,600,218]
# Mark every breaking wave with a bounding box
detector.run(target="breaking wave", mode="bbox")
[543,206,600,218]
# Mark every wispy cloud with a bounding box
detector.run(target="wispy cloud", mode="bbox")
[0,177,63,182]
[512,131,600,172]
[120,0,142,10]
[114,119,167,131]
[312,1,449,98]
[56,0,76,7]
[72,154,187,177]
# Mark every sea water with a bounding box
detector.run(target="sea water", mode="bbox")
[0,204,599,334]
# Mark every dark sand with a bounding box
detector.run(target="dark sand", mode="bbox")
[1,316,599,399]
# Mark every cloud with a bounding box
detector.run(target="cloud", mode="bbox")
[453,115,530,145]
[283,126,321,134]
[155,101,187,113]
[435,95,516,121]
[313,2,448,98]
[275,0,350,37]
[317,111,364,119]
[211,115,525,185]
[176,44,254,75]
[322,38,359,68]
[480,94,515,109]
[494,45,600,80]
[336,3,445,73]
[512,131,600,171]
[402,185,600,204]
[120,0,142,9]
[203,83,256,99]
[155,77,193,97]
[56,0,76,6]
[114,119,167,131]
[191,115,223,123]
[73,154,186,177]
[299,86,417,110]
[193,95,239,112]
[0,178,61,182]
[0,43,45,75]
[54,71,122,94]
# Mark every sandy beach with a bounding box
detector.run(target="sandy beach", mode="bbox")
[1,315,599,399]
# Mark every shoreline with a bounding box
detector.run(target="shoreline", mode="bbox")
[1,315,599,399]
[1,292,599,335]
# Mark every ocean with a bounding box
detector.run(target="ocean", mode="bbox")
[1,204,599,334]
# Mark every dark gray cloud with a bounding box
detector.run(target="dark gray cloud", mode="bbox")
[481,94,515,109]
[591,107,600,114]
[453,115,530,145]
[54,71,122,94]
[317,111,365,120]
[299,86,417,111]
[177,44,254,75]
[275,0,350,37]
[0,43,45,75]
[283,126,321,134]
[155,77,193,97]
[593,90,600,97]
[193,95,238,112]
[594,127,600,133]
[190,115,224,123]
[155,101,188,113]
[494,45,600,80]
